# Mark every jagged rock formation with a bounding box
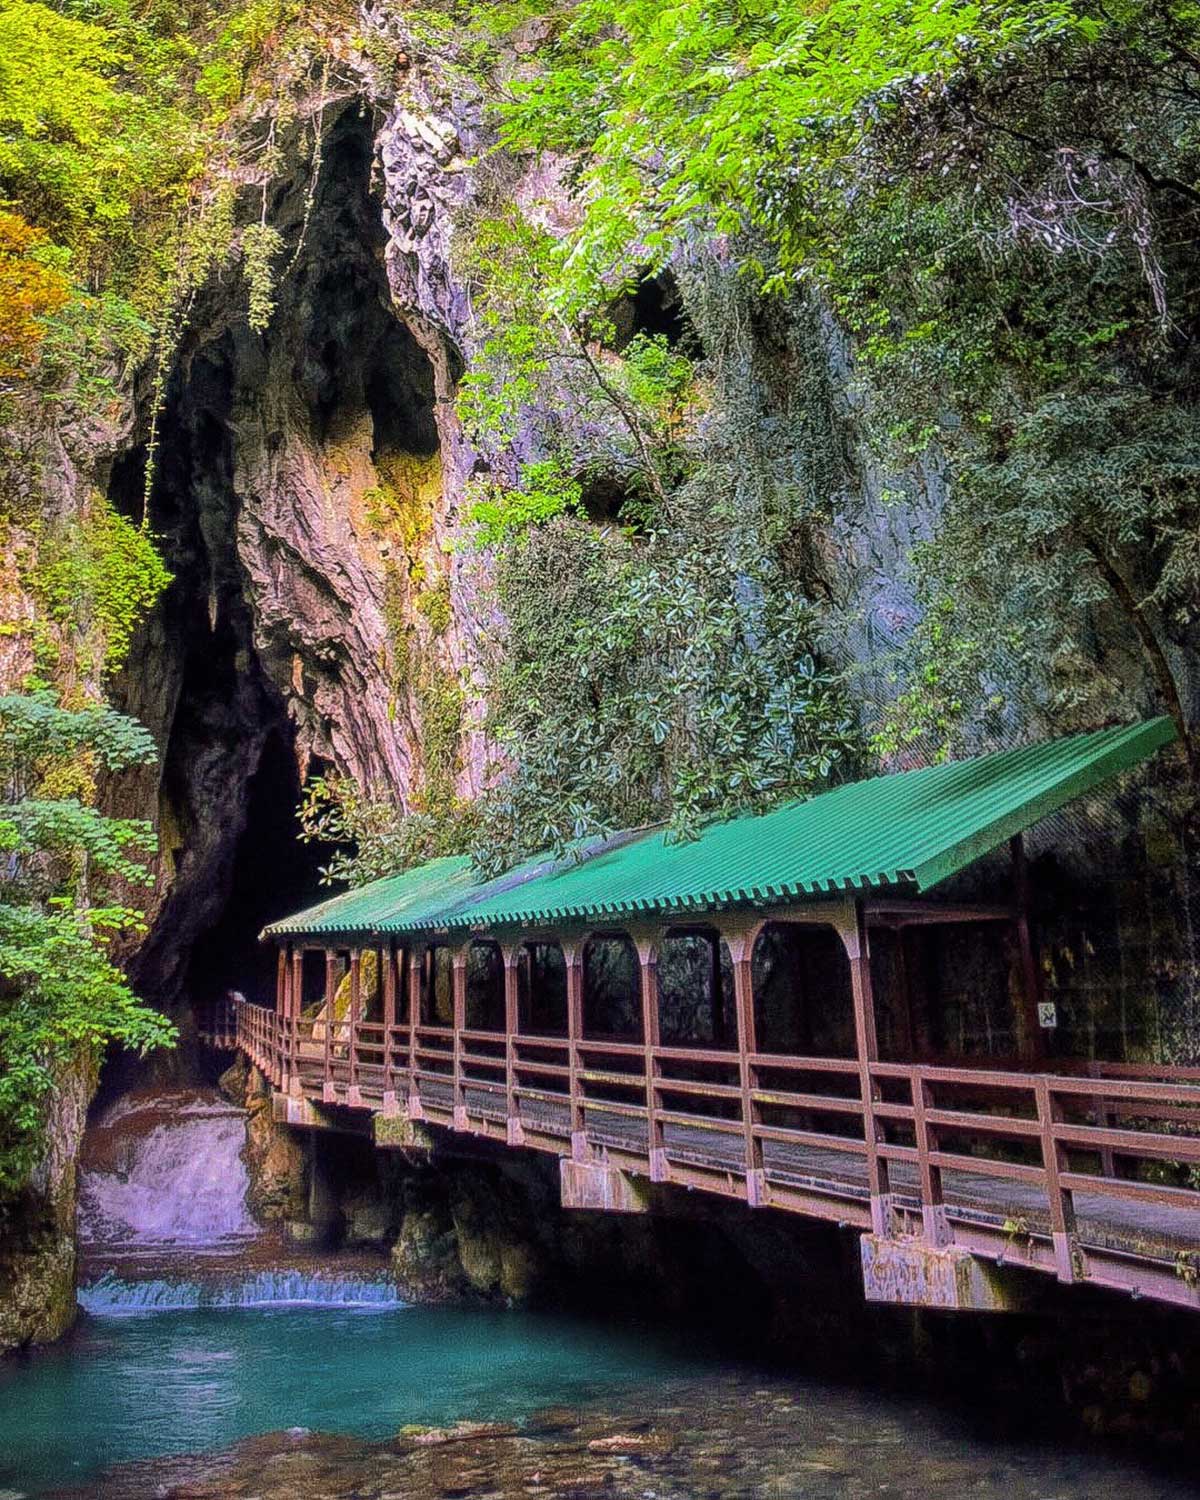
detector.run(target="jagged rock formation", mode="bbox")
[0,1051,95,1353]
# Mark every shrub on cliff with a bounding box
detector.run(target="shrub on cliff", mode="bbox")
[0,694,176,1198]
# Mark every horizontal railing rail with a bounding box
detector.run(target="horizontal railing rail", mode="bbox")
[232,997,1200,1308]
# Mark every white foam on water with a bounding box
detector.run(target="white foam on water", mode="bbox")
[79,1095,258,1248]
[79,1270,405,1315]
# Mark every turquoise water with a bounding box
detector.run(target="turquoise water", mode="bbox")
[0,1302,699,1495]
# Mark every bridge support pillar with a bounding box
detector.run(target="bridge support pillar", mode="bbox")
[859,1234,1025,1312]
[272,1092,335,1130]
[560,1159,649,1214]
[373,1110,433,1152]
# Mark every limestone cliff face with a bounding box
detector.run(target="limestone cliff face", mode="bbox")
[0,1050,95,1353]
[113,95,482,1011]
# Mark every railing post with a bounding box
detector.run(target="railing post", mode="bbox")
[844,900,893,1237]
[634,931,666,1182]
[322,948,337,1103]
[911,1070,951,1247]
[452,945,468,1129]
[407,946,424,1120]
[563,939,589,1162]
[502,944,523,1146]
[289,946,304,1097]
[1011,833,1047,1064]
[275,948,287,1090]
[1088,1060,1117,1180]
[347,948,363,1107]
[1036,1075,1081,1282]
[382,942,398,1116]
[725,920,765,1207]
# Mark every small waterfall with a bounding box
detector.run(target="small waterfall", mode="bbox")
[79,1269,404,1314]
[80,1088,259,1249]
[77,1086,405,1315]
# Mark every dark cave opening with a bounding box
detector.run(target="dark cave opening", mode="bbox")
[183,731,331,1014]
[104,102,431,1072]
[579,469,640,529]
[609,269,692,351]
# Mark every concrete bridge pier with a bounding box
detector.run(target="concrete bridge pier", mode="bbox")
[859,1234,1027,1312]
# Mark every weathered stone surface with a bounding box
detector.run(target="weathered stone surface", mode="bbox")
[224,1063,307,1224]
[448,1169,543,1302]
[0,1048,95,1353]
[860,1233,1025,1312]
[342,1192,393,1248]
[390,1199,467,1301]
[560,1160,649,1215]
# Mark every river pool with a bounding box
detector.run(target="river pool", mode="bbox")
[0,1299,1194,1498]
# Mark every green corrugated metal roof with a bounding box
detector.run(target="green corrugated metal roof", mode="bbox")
[261,855,473,939]
[265,717,1177,943]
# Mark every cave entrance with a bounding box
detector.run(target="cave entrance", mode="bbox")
[107,101,425,1074]
[184,729,331,1015]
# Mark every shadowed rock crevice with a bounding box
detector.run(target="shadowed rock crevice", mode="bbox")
[110,104,441,1028]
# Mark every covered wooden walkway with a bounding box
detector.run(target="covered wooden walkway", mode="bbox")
[236,718,1200,1313]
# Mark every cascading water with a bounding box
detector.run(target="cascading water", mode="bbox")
[79,1268,403,1313]
[79,1089,259,1250]
[77,1086,401,1312]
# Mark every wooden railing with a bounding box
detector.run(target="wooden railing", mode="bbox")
[195,996,240,1050]
[235,1000,1200,1310]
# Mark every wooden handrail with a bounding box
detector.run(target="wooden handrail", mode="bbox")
[229,997,1200,1311]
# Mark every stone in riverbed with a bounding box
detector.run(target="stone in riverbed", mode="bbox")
[586,1432,674,1458]
[398,1420,519,1446]
[526,1406,582,1434]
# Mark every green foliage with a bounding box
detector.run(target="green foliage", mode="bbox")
[0,692,175,1198]
[0,899,171,1197]
[197,0,301,110]
[298,756,472,888]
[464,458,583,547]
[456,0,1200,757]
[27,496,173,674]
[241,221,284,333]
[472,505,858,875]
[0,0,339,399]
[454,193,699,526]
[413,571,453,635]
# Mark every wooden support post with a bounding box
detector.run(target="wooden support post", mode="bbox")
[290,947,304,1097]
[726,920,765,1207]
[347,948,363,1107]
[382,943,398,1116]
[1011,834,1047,1064]
[564,940,588,1162]
[635,933,666,1182]
[407,947,424,1120]
[275,947,287,1090]
[1036,1075,1081,1282]
[503,945,523,1146]
[710,930,729,1048]
[845,901,893,1237]
[452,946,468,1129]
[911,1071,950,1247]
[322,949,337,1103]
